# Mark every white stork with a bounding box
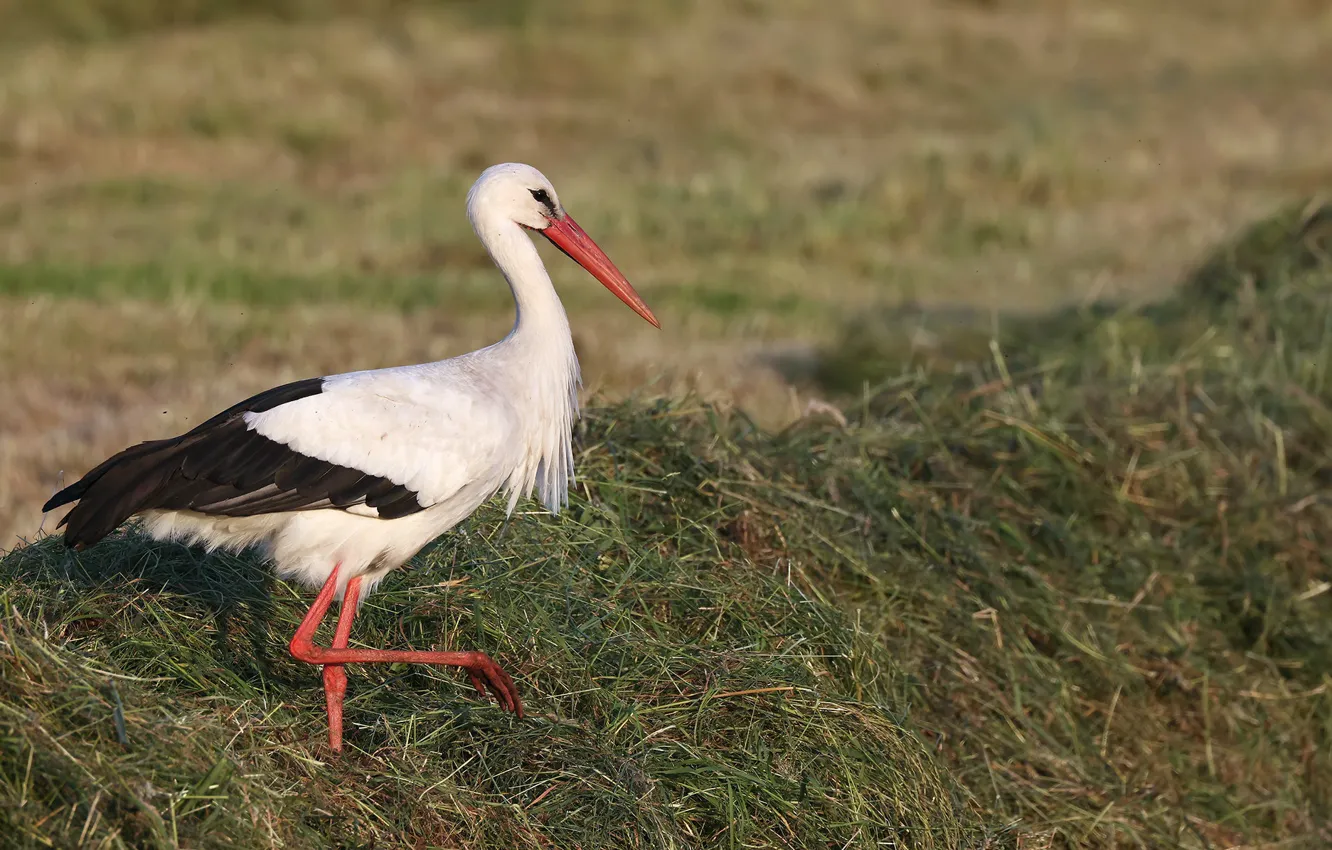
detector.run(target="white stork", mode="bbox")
[42,162,660,752]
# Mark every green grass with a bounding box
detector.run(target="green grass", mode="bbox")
[4,2,1332,844]
[4,204,1332,847]
[0,170,842,329]
[0,0,498,44]
[0,263,824,324]
[0,262,518,312]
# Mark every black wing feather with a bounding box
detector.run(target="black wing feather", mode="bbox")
[370,489,428,520]
[229,439,294,490]
[42,377,425,549]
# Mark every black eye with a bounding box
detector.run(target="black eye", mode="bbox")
[529,188,554,212]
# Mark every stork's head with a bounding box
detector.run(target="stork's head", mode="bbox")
[467,162,660,328]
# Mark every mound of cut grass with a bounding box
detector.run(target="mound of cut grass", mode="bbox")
[3,201,1332,847]
[0,427,981,847]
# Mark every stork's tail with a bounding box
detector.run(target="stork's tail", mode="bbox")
[42,438,183,548]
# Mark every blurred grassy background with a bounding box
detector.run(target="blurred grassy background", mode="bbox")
[3,2,1332,848]
[3,0,1331,543]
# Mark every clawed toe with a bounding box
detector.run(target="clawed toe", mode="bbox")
[463,653,524,718]
[468,669,488,698]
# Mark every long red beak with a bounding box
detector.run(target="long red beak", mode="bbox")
[542,214,660,328]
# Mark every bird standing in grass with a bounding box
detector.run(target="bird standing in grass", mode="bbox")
[41,163,661,751]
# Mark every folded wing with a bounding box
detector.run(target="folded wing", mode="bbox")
[43,367,516,548]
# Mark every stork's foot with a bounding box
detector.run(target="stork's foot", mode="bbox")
[457,651,522,716]
[289,564,524,752]
[308,650,523,751]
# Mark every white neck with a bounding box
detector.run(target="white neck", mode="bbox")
[481,218,572,342]
[470,207,582,515]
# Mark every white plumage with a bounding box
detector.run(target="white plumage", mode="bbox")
[143,349,571,600]
[43,162,660,745]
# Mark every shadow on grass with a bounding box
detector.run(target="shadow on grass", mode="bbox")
[2,531,293,688]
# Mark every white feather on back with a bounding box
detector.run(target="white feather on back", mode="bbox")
[244,359,521,509]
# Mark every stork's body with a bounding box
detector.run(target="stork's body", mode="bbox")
[134,345,571,600]
[42,163,659,751]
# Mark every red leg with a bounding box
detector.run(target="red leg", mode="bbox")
[322,575,362,753]
[289,565,523,749]
[288,563,343,659]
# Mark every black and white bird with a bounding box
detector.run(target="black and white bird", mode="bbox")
[42,163,660,751]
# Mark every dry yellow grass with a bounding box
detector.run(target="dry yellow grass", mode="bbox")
[3,0,1332,545]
